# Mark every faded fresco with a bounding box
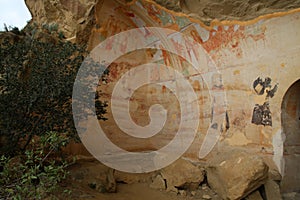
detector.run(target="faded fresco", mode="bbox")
[72,0,300,176]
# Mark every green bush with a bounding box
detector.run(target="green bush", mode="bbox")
[0,24,107,154]
[0,131,72,200]
[0,23,109,198]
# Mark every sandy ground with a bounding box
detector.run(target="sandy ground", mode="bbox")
[67,182,199,200]
[56,159,300,200]
[56,159,221,200]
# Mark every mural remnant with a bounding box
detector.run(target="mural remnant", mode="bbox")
[251,77,278,126]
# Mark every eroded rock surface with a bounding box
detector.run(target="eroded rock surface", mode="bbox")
[24,0,300,43]
[264,179,282,200]
[160,158,205,192]
[156,0,300,23]
[245,191,263,200]
[70,160,117,193]
[25,0,96,39]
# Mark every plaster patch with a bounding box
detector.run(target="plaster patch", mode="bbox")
[272,129,285,175]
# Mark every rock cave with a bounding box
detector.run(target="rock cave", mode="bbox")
[1,0,300,199]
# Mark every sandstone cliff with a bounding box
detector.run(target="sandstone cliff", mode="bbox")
[25,0,300,44]
[25,0,97,42]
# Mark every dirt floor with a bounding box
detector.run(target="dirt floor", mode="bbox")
[64,182,217,200]
[55,158,300,200]
[57,159,221,200]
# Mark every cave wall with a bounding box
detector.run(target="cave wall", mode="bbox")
[86,0,300,174]
[25,0,300,178]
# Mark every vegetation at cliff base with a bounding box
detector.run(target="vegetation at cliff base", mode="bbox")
[0,24,107,199]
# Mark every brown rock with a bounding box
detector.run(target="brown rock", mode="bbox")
[181,0,300,22]
[105,168,117,193]
[25,0,300,41]
[160,158,205,192]
[24,0,300,50]
[191,191,196,196]
[264,179,282,200]
[179,190,187,196]
[114,170,152,184]
[90,168,116,193]
[268,169,282,181]
[245,191,263,200]
[25,0,96,39]
[150,174,166,190]
[282,192,300,199]
[202,194,212,199]
[71,161,117,193]
[207,150,269,200]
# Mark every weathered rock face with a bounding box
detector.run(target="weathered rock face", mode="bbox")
[25,0,300,42]
[70,160,116,193]
[76,0,300,177]
[160,158,205,192]
[25,0,96,40]
[245,191,263,200]
[24,0,300,192]
[207,150,269,200]
[264,179,282,200]
[156,0,300,23]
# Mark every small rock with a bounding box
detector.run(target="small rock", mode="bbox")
[264,179,282,200]
[179,190,187,196]
[168,186,178,194]
[161,158,205,192]
[202,184,208,190]
[245,190,263,200]
[282,192,299,199]
[105,168,116,193]
[90,168,116,193]
[150,174,166,190]
[191,191,196,196]
[268,169,282,181]
[114,170,152,184]
[202,194,212,199]
[189,182,200,191]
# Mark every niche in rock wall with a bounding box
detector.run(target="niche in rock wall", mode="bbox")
[281,79,300,193]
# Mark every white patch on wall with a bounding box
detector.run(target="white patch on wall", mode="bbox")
[273,129,286,175]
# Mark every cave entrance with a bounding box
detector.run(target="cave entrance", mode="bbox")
[281,79,300,193]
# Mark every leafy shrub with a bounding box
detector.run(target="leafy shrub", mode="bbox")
[0,131,72,199]
[0,24,107,154]
[0,23,109,199]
